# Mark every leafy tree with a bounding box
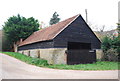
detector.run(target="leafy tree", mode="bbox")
[101,35,120,61]
[112,36,120,54]
[101,36,112,52]
[2,33,13,51]
[49,12,60,25]
[101,23,120,61]
[116,23,120,61]
[3,14,39,51]
[117,23,120,34]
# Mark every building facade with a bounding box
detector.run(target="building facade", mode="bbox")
[18,14,101,65]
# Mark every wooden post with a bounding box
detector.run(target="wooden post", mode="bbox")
[85,9,88,23]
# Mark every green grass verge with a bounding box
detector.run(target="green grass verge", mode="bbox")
[1,52,119,70]
[48,61,119,70]
[1,52,48,67]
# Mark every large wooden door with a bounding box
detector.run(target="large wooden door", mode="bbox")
[67,42,96,65]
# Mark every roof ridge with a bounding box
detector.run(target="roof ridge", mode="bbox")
[34,14,80,33]
[19,14,80,46]
[52,14,80,39]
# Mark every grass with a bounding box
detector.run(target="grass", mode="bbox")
[1,52,119,70]
[1,52,48,67]
[48,61,119,70]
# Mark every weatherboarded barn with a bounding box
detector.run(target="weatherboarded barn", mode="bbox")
[18,14,101,65]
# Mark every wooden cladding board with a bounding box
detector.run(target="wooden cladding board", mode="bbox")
[18,15,100,51]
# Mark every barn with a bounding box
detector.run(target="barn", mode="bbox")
[18,14,101,65]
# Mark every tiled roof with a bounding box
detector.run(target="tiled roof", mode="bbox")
[19,14,80,46]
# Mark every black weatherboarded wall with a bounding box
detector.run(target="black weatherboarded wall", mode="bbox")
[18,14,101,65]
[53,15,101,49]
[18,15,101,51]
[18,40,54,51]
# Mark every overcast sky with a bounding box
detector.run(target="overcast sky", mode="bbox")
[0,0,119,31]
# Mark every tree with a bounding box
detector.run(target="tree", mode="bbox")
[117,23,120,35]
[3,14,39,51]
[101,33,120,61]
[112,35,120,53]
[101,36,119,61]
[101,36,112,52]
[2,33,13,51]
[116,23,120,61]
[49,12,60,25]
[101,23,120,61]
[100,25,105,32]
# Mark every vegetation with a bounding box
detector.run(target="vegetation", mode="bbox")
[117,23,120,34]
[2,32,13,51]
[49,12,60,25]
[101,36,112,52]
[101,35,120,61]
[2,14,39,51]
[112,35,120,54]
[101,23,120,61]
[2,52,48,67]
[2,52,119,70]
[48,61,119,70]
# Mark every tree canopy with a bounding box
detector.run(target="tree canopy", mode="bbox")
[117,23,120,36]
[49,12,60,25]
[3,14,39,43]
[3,14,39,51]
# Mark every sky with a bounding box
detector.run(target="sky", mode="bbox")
[0,0,119,31]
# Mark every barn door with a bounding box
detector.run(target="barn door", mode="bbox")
[67,42,96,65]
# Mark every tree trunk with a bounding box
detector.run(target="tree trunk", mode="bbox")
[13,42,18,52]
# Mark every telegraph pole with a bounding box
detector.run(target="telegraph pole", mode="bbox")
[85,9,88,23]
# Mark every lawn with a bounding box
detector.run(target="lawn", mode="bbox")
[48,61,119,70]
[1,52,119,70]
[1,52,48,67]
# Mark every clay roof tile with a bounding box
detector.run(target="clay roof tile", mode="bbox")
[19,14,80,46]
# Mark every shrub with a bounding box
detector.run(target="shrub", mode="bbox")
[101,36,112,52]
[102,48,118,61]
[101,35,120,62]
[30,58,48,66]
[112,35,120,54]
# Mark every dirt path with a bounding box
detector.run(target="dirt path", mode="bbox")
[0,53,118,79]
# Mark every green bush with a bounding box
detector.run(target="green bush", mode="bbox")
[101,36,119,62]
[30,58,48,66]
[101,36,112,52]
[102,48,118,61]
[112,36,120,54]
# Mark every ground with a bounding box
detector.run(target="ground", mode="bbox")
[0,53,119,79]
